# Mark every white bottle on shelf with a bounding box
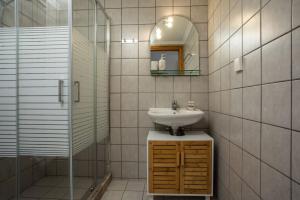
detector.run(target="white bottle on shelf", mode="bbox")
[158,54,166,70]
[151,61,158,70]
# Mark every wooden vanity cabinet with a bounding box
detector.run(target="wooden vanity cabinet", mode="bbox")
[147,131,213,197]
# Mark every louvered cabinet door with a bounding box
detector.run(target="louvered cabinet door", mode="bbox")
[180,141,212,194]
[148,141,180,194]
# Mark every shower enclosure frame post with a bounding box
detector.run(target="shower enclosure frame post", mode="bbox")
[67,0,74,199]
[15,0,20,199]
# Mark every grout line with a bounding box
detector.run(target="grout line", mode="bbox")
[120,0,123,179]
[240,0,244,197]
[137,0,140,179]
[227,0,232,197]
[259,0,263,196]
[290,0,293,198]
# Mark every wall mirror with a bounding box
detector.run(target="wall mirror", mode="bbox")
[150,15,200,76]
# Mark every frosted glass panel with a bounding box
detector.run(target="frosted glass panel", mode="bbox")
[72,28,95,155]
[0,27,17,157]
[17,26,70,157]
[96,12,109,143]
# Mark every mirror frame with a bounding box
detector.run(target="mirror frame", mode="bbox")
[149,15,200,76]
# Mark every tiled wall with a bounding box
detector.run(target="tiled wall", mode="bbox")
[208,0,300,199]
[104,0,209,178]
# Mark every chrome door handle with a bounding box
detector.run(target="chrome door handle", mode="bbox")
[74,81,80,103]
[58,80,64,104]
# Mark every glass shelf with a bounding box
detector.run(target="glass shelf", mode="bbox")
[150,69,200,76]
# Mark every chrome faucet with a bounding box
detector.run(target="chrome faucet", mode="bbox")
[171,100,178,110]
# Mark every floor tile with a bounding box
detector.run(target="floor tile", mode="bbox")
[43,187,68,199]
[63,188,87,200]
[107,179,128,191]
[102,190,124,200]
[34,176,64,187]
[73,177,94,189]
[22,186,52,198]
[126,179,145,191]
[122,191,144,200]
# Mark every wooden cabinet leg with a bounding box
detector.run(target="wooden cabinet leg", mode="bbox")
[205,196,211,200]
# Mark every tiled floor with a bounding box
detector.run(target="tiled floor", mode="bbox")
[19,176,93,200]
[102,179,208,200]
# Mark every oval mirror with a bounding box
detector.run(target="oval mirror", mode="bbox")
[149,16,200,76]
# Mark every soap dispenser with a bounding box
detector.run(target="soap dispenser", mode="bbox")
[158,54,166,70]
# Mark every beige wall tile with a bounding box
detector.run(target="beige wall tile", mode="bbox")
[262,81,291,128]
[139,8,155,24]
[122,8,138,24]
[242,152,260,194]
[121,128,138,144]
[122,0,138,8]
[293,0,300,28]
[243,48,261,87]
[230,0,242,35]
[122,145,138,161]
[292,131,300,182]
[292,181,300,200]
[261,0,291,43]
[292,28,300,79]
[293,80,300,131]
[262,124,291,176]
[242,0,260,23]
[105,0,121,8]
[139,0,155,7]
[261,162,291,200]
[243,13,260,54]
[122,59,138,75]
[243,119,260,158]
[262,33,291,84]
[230,117,243,147]
[191,6,208,23]
[229,169,242,200]
[156,0,173,7]
[243,85,261,121]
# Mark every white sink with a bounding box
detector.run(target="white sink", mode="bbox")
[148,108,204,133]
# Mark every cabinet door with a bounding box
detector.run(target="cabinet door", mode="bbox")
[180,141,212,194]
[148,141,180,194]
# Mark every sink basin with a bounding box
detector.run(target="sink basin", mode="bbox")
[148,108,204,134]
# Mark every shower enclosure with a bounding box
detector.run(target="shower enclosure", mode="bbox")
[0,0,111,199]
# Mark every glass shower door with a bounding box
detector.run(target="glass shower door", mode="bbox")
[17,0,72,199]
